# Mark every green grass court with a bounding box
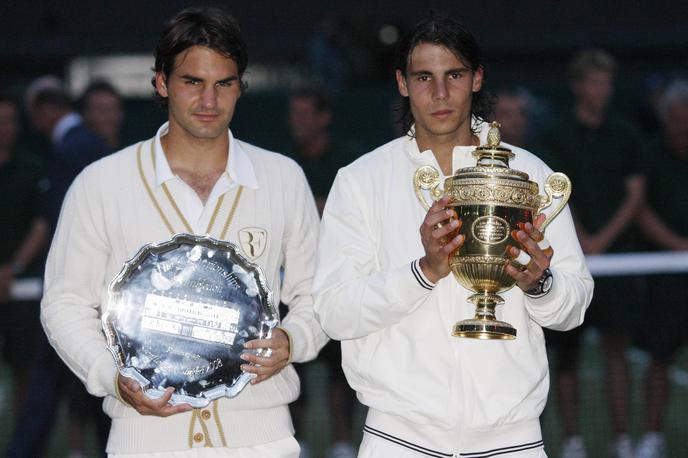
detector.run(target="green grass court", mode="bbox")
[2,328,687,457]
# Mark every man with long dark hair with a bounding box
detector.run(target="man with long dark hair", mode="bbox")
[41,7,327,457]
[313,15,593,457]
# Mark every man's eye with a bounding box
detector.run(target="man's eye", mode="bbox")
[185,80,201,85]
[417,75,430,82]
[450,72,461,79]
[217,81,232,87]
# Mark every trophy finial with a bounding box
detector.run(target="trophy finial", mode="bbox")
[472,120,513,165]
[487,121,501,148]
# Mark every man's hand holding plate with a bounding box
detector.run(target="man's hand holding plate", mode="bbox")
[117,374,192,416]
[240,327,290,385]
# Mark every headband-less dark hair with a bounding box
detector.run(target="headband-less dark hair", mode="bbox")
[394,14,493,136]
[151,6,248,106]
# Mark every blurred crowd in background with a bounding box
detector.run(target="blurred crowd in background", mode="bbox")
[1,3,688,458]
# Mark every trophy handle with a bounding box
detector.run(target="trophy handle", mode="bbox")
[413,165,443,211]
[536,172,572,232]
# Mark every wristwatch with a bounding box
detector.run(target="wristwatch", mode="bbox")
[524,268,553,298]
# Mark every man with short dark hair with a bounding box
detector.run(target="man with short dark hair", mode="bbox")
[41,7,327,457]
[80,80,125,150]
[540,48,646,458]
[29,85,111,231]
[313,15,592,458]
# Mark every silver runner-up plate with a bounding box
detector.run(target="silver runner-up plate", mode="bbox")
[102,233,278,408]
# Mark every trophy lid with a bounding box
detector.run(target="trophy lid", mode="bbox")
[453,122,529,181]
[472,122,514,165]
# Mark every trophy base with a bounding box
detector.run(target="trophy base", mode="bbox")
[453,319,517,340]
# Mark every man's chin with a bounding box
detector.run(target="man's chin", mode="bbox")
[188,125,228,140]
[424,123,463,138]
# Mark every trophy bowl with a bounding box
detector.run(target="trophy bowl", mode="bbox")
[102,233,279,407]
[414,122,571,340]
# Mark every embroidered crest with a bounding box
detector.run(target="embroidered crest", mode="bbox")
[238,227,268,259]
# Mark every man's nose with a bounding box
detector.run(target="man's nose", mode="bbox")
[433,79,448,100]
[201,85,217,110]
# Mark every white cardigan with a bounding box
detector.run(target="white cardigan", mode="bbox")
[41,128,328,454]
[313,123,593,456]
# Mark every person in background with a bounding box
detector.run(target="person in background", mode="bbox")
[539,49,646,458]
[62,79,127,458]
[288,88,353,214]
[7,80,112,458]
[28,85,112,231]
[313,15,592,458]
[79,80,125,150]
[286,87,358,458]
[0,92,48,421]
[492,87,531,148]
[491,86,556,168]
[634,79,688,458]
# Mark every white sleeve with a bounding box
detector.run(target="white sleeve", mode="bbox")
[278,166,329,362]
[313,169,435,341]
[524,204,594,330]
[40,171,119,398]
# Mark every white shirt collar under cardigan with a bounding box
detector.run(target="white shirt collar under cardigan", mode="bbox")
[150,122,258,235]
[153,121,259,190]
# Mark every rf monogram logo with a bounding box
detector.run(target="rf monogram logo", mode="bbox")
[238,228,267,259]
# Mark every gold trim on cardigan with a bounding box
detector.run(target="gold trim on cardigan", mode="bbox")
[137,139,244,238]
[212,400,228,446]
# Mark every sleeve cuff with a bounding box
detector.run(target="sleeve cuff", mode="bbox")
[92,351,120,399]
[276,326,294,364]
[383,259,436,317]
[411,258,436,290]
[113,372,132,407]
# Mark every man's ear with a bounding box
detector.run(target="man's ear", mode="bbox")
[472,66,484,93]
[396,70,409,97]
[154,72,169,98]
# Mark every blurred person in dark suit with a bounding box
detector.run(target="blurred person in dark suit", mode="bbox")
[79,80,125,150]
[0,93,48,416]
[28,85,111,231]
[22,76,63,163]
[68,80,126,458]
[634,79,688,458]
[7,82,111,458]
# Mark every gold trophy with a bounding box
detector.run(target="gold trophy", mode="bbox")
[413,122,571,340]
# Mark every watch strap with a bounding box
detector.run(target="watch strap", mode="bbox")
[524,268,552,298]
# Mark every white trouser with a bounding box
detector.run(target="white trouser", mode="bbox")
[358,432,548,458]
[109,436,300,458]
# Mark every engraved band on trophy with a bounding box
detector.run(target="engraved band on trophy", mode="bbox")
[413,122,571,340]
[102,233,278,407]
